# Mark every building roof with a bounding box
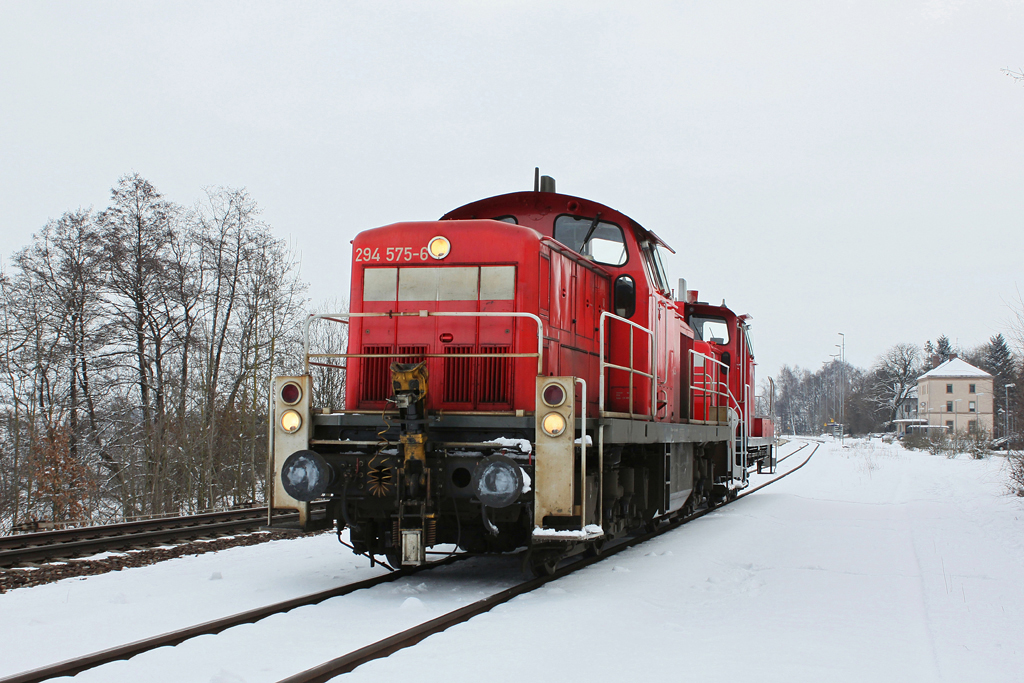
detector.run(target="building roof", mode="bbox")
[918,357,992,379]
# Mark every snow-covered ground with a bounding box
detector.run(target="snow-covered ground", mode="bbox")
[2,438,1022,682]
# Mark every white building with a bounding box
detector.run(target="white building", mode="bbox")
[916,358,994,435]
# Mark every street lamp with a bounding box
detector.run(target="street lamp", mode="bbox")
[838,332,845,443]
[1006,383,1016,446]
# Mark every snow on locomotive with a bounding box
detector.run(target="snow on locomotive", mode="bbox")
[267,176,775,572]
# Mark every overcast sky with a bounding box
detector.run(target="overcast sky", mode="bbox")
[2,1,1022,381]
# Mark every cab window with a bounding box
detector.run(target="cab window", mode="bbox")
[553,215,627,266]
[690,316,730,345]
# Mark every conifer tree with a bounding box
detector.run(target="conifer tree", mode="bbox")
[983,334,1018,436]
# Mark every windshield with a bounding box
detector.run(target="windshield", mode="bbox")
[641,241,670,294]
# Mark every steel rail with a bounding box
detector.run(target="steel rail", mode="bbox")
[744,440,805,474]
[277,442,819,683]
[773,441,808,467]
[0,554,468,683]
[0,507,312,567]
[0,508,267,550]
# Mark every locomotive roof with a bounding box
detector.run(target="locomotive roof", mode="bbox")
[440,191,676,254]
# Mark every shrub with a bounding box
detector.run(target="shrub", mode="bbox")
[902,432,929,451]
[966,430,990,460]
[1008,451,1024,497]
[927,432,950,457]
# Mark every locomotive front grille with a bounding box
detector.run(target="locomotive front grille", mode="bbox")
[399,345,428,365]
[443,346,474,403]
[443,345,512,406]
[360,345,427,402]
[359,343,513,408]
[478,345,511,403]
[361,345,392,402]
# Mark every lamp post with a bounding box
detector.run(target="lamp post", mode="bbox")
[1006,383,1016,446]
[838,333,845,444]
[829,353,840,426]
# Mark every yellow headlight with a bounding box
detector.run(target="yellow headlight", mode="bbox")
[541,412,566,437]
[280,409,303,434]
[428,236,451,259]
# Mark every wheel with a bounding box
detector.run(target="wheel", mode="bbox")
[533,556,558,577]
[522,549,559,578]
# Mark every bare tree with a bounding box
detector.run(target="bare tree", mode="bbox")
[308,299,349,411]
[871,343,922,426]
[180,187,307,509]
[0,173,310,530]
[98,173,183,515]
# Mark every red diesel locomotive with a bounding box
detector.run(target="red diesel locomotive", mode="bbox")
[268,175,775,572]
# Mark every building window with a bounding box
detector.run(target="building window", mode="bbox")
[969,401,976,412]
[946,420,953,430]
[968,420,977,433]
[969,383,976,393]
[947,401,953,412]
[946,384,953,394]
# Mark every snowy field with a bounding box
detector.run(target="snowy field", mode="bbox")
[1,438,1022,683]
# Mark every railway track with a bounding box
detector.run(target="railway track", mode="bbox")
[280,440,818,683]
[1,441,816,683]
[0,554,467,683]
[0,506,309,568]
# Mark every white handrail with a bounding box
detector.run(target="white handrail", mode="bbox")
[302,311,545,375]
[575,377,587,527]
[689,349,742,421]
[598,311,656,418]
